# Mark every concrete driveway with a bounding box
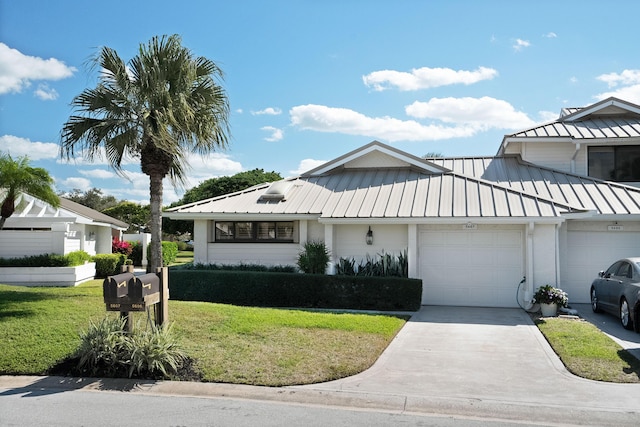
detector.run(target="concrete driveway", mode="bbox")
[300,306,640,425]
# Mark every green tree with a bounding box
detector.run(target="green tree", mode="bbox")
[180,169,282,204]
[60,34,230,270]
[163,169,283,236]
[102,201,150,233]
[0,153,60,230]
[60,187,118,211]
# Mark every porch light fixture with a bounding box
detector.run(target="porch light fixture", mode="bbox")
[366,226,373,245]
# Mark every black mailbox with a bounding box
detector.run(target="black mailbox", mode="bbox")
[103,272,135,303]
[103,272,160,312]
[130,273,161,307]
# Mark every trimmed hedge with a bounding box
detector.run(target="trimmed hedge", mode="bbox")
[93,253,126,277]
[168,270,422,311]
[0,251,92,267]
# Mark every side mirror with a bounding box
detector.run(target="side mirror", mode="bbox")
[598,270,606,278]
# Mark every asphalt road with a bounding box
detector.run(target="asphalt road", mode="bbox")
[0,385,567,427]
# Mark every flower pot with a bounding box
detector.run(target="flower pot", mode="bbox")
[540,302,558,317]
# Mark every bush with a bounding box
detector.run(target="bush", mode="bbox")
[178,262,297,273]
[335,250,408,277]
[129,241,143,266]
[146,241,179,266]
[112,238,133,257]
[0,251,91,267]
[75,317,187,379]
[169,270,422,311]
[93,253,126,277]
[297,240,330,274]
[66,250,93,266]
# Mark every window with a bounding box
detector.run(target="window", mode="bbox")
[588,146,640,181]
[214,221,295,242]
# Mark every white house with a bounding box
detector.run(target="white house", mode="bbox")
[0,191,129,258]
[165,97,640,308]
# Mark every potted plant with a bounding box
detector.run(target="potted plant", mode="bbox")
[533,284,568,317]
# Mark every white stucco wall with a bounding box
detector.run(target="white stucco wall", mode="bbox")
[333,224,408,262]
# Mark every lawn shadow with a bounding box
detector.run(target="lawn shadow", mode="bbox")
[0,375,155,398]
[620,350,640,380]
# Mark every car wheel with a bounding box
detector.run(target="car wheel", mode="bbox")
[620,298,634,330]
[591,288,602,313]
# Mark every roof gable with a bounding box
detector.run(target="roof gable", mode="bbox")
[561,97,640,122]
[302,140,448,176]
[0,190,128,229]
[499,97,640,153]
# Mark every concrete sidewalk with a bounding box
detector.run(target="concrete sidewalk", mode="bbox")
[2,306,640,425]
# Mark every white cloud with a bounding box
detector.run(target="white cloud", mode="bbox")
[595,85,640,105]
[596,69,640,88]
[78,169,117,179]
[34,83,58,100]
[362,66,498,91]
[261,126,284,142]
[251,107,282,115]
[289,158,327,176]
[544,32,557,38]
[0,43,76,95]
[60,176,92,189]
[405,97,536,130]
[291,104,475,142]
[513,39,531,51]
[0,135,59,160]
[290,98,536,142]
[537,110,558,122]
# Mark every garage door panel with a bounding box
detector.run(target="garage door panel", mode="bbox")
[564,231,640,304]
[420,230,523,307]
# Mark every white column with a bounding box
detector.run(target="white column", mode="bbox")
[408,224,418,278]
[324,223,334,275]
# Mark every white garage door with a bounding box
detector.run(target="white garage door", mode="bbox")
[564,231,640,304]
[420,229,523,307]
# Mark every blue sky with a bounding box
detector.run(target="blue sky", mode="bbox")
[2,0,640,205]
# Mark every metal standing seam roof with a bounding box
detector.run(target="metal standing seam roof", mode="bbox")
[429,156,640,215]
[505,97,640,141]
[506,116,640,140]
[165,167,584,220]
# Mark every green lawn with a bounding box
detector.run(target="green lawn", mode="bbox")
[0,280,406,386]
[535,317,640,383]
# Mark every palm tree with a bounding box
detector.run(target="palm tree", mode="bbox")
[60,35,230,270]
[0,153,60,230]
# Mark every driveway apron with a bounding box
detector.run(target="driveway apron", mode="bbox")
[301,306,640,415]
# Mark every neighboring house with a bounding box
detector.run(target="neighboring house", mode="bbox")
[0,191,129,258]
[165,97,640,308]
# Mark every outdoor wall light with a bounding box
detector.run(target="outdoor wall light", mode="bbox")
[88,232,95,239]
[366,226,373,245]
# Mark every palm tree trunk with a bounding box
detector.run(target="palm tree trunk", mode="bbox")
[148,172,164,271]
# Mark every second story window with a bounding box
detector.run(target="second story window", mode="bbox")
[588,146,640,182]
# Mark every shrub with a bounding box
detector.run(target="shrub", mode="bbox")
[297,240,330,274]
[93,254,126,277]
[179,262,297,273]
[0,252,91,267]
[75,317,187,379]
[169,270,422,311]
[129,241,143,266]
[112,238,133,257]
[66,250,93,266]
[76,317,129,377]
[146,241,179,266]
[336,250,408,278]
[125,323,187,378]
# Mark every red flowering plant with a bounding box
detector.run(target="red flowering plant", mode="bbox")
[112,238,133,257]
